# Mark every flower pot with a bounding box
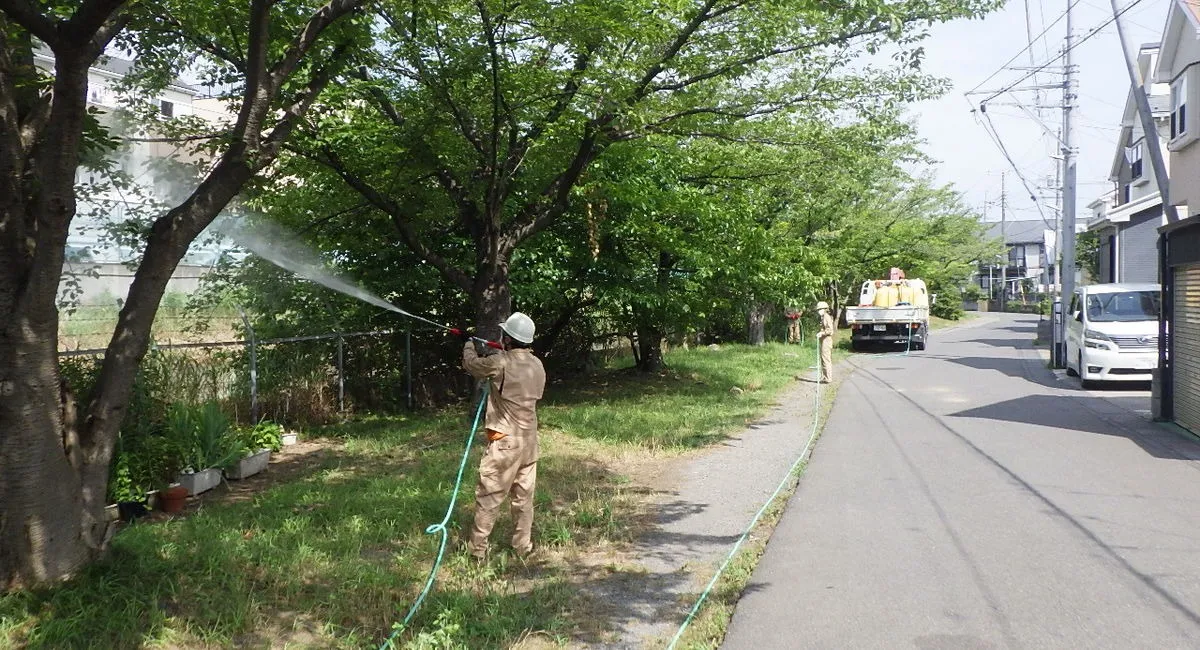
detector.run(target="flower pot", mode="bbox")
[117,500,150,521]
[104,504,120,522]
[225,449,270,480]
[160,485,189,514]
[280,432,298,446]
[177,467,222,496]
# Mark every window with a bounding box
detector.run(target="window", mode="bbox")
[160,100,174,118]
[1127,142,1143,179]
[1085,291,1160,322]
[1171,75,1187,139]
[1123,184,1132,204]
[1008,244,1023,266]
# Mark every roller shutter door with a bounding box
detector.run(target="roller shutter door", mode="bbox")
[1175,263,1200,434]
[1121,211,1161,283]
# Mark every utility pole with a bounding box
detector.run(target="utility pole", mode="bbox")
[1110,0,1179,224]
[1052,161,1062,316]
[1001,172,1008,311]
[1057,1,1078,369]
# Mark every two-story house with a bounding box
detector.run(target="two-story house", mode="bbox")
[1086,44,1170,284]
[978,219,1055,298]
[1151,0,1200,434]
[34,50,235,306]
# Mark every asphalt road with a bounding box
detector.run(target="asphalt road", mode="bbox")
[722,313,1200,650]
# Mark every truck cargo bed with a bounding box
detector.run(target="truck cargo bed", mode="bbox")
[844,306,928,324]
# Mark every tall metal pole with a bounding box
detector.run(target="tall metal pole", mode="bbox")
[1052,163,1062,341]
[1001,172,1008,311]
[238,307,259,423]
[405,324,413,410]
[1109,0,1180,225]
[1057,2,1078,368]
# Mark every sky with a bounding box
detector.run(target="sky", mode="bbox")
[906,0,1172,227]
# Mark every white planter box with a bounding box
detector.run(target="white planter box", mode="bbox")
[225,449,270,480]
[281,432,298,446]
[178,468,222,496]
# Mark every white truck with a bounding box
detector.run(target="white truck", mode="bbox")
[844,278,931,351]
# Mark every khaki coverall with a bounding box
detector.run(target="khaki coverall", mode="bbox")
[462,342,546,557]
[817,310,835,383]
[786,310,802,344]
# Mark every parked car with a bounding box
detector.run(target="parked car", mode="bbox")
[1065,283,1161,388]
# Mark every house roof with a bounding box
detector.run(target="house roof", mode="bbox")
[1154,0,1200,82]
[35,45,197,93]
[985,219,1049,245]
[1108,45,1169,181]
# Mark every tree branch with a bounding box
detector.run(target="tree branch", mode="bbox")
[510,124,603,246]
[631,0,720,100]
[352,67,479,222]
[271,0,364,84]
[231,0,273,146]
[261,41,352,158]
[65,0,127,42]
[477,0,502,220]
[296,144,474,292]
[159,13,246,71]
[380,9,488,161]
[0,0,59,47]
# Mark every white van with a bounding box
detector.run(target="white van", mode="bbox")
[1065,283,1161,387]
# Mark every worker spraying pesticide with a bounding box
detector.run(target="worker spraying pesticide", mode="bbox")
[455,313,546,560]
[217,216,540,637]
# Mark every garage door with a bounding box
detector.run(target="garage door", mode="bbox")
[1175,263,1200,434]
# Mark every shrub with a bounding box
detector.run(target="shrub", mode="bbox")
[239,420,284,452]
[961,284,987,303]
[931,288,965,321]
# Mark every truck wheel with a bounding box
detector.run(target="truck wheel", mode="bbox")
[851,339,865,352]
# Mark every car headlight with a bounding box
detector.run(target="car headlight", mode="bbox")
[1084,329,1113,349]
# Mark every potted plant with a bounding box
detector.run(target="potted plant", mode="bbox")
[224,421,283,480]
[173,402,243,496]
[159,483,189,513]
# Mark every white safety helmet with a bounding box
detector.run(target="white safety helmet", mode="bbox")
[816,301,830,311]
[499,312,536,344]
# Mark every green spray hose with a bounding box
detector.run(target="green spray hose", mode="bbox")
[379,383,490,650]
[666,347,826,649]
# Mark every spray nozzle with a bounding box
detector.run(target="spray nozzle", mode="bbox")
[450,327,504,350]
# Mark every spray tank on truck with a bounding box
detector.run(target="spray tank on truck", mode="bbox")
[844,268,932,351]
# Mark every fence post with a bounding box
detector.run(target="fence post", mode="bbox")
[337,330,345,415]
[238,307,258,424]
[405,324,413,410]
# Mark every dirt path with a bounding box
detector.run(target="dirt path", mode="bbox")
[577,373,826,649]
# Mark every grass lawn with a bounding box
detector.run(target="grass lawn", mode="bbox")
[930,312,978,330]
[1,342,817,649]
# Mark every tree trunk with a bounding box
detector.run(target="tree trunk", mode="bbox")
[746,302,769,345]
[0,41,110,590]
[472,258,512,342]
[0,294,97,590]
[633,304,664,372]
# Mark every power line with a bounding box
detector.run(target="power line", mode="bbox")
[979,0,1152,104]
[967,0,1086,95]
[976,108,1056,229]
